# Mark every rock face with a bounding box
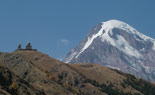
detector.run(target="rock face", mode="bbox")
[64,20,155,82]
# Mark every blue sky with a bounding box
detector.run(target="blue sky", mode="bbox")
[0,0,155,59]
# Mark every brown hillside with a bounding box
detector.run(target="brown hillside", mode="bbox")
[0,50,154,95]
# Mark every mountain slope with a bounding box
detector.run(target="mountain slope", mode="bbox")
[0,50,155,95]
[0,66,46,95]
[64,20,155,82]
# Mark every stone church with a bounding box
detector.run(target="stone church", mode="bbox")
[17,42,37,51]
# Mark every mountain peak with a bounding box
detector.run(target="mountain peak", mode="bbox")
[101,20,155,42]
[64,20,155,81]
[74,20,144,60]
[101,19,126,30]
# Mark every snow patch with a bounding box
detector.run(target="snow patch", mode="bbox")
[104,20,155,51]
[106,65,121,70]
[65,50,77,63]
[75,26,105,58]
[129,66,139,72]
[101,32,142,58]
[140,62,155,73]
[153,42,155,50]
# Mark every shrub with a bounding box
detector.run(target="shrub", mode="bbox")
[49,73,54,80]
[11,81,17,89]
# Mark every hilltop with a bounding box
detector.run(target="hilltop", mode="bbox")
[0,50,155,95]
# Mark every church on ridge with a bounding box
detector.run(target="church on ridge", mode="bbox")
[17,42,37,51]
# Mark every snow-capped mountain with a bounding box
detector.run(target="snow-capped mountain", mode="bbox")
[64,20,155,81]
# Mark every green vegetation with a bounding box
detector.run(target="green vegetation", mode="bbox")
[86,79,139,95]
[124,74,155,95]
[111,69,155,95]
